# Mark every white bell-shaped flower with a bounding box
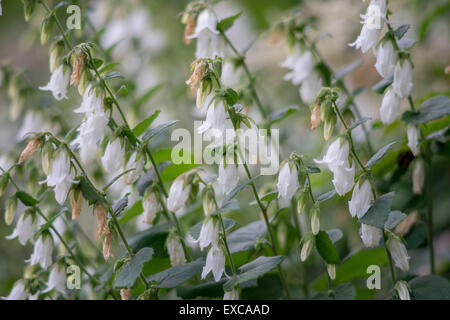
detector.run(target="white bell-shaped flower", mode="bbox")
[332,163,355,196]
[45,264,67,294]
[360,223,382,248]
[283,51,314,86]
[39,65,70,100]
[380,88,401,125]
[74,84,105,115]
[407,125,420,156]
[388,236,410,272]
[6,210,38,246]
[375,40,396,78]
[218,162,239,195]
[349,180,373,218]
[300,72,323,104]
[124,151,145,184]
[393,59,413,98]
[27,233,53,270]
[201,245,225,282]
[395,280,411,300]
[2,280,28,300]
[280,44,302,69]
[45,150,76,204]
[167,175,191,212]
[142,191,159,225]
[167,235,186,267]
[221,61,243,88]
[276,162,299,200]
[197,100,227,134]
[198,217,219,251]
[315,138,350,172]
[102,138,125,173]
[190,10,219,38]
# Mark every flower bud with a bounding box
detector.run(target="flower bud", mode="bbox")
[323,114,336,141]
[300,237,314,262]
[95,204,109,238]
[77,69,89,96]
[186,62,206,90]
[23,0,36,22]
[120,288,131,300]
[0,174,9,198]
[310,104,321,130]
[5,196,18,226]
[49,40,65,73]
[70,189,83,220]
[167,233,186,267]
[19,139,40,164]
[70,48,85,86]
[41,16,53,45]
[202,185,217,217]
[327,264,336,280]
[310,203,320,235]
[41,144,53,176]
[102,231,114,261]
[395,280,411,300]
[412,159,424,195]
[297,188,309,215]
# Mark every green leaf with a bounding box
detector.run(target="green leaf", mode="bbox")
[312,248,388,290]
[265,105,300,128]
[227,220,267,253]
[306,165,320,174]
[117,85,128,96]
[112,195,128,217]
[217,12,242,32]
[317,190,337,202]
[128,223,172,257]
[223,88,239,106]
[210,199,240,216]
[136,161,171,196]
[91,58,103,69]
[241,274,283,299]
[402,96,450,124]
[132,110,161,137]
[335,60,362,80]
[313,283,356,300]
[15,191,38,207]
[260,190,278,202]
[372,76,393,94]
[405,223,427,250]
[359,192,394,228]
[114,247,154,288]
[384,210,407,230]
[79,175,102,202]
[98,62,120,74]
[177,280,225,299]
[349,117,371,130]
[315,231,341,264]
[223,175,260,204]
[393,24,410,40]
[118,200,143,225]
[133,84,163,109]
[104,71,124,80]
[409,275,450,300]
[151,148,197,181]
[142,120,180,143]
[223,256,283,292]
[366,141,396,167]
[148,257,205,288]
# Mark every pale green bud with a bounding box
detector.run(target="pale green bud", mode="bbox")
[23,0,36,22]
[301,237,314,262]
[296,188,309,215]
[5,196,18,226]
[327,264,336,280]
[41,17,53,45]
[310,203,320,235]
[0,174,9,198]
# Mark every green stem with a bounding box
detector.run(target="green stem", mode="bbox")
[218,214,236,276]
[425,148,436,274]
[383,230,397,285]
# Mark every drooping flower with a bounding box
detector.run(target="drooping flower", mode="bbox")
[69,189,82,220]
[27,232,53,270]
[39,65,70,100]
[388,236,410,272]
[102,138,125,173]
[188,10,225,59]
[218,162,238,195]
[276,161,299,200]
[124,151,145,184]
[283,51,315,86]
[407,125,420,156]
[327,264,336,280]
[45,264,67,294]
[395,281,411,300]
[6,210,38,246]
[380,88,401,125]
[18,139,40,164]
[221,61,243,88]
[167,234,186,267]
[314,138,350,173]
[2,280,28,300]
[167,175,191,212]
[310,204,321,235]
[74,85,105,115]
[375,40,396,78]
[412,159,425,195]
[197,100,227,134]
[201,245,225,282]
[198,217,219,251]
[360,224,382,248]
[45,150,76,205]
[301,238,314,262]
[393,59,413,98]
[95,204,109,238]
[142,190,159,225]
[102,231,114,261]
[300,72,323,104]
[349,180,373,218]
[332,163,355,196]
[223,287,239,300]
[349,0,386,53]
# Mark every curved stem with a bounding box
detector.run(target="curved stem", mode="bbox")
[218,214,236,276]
